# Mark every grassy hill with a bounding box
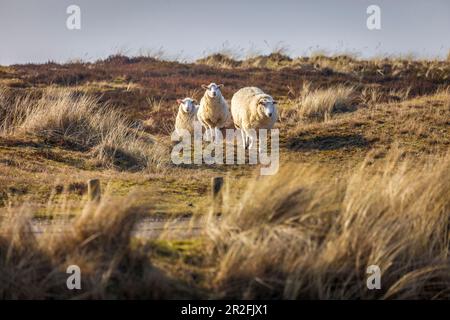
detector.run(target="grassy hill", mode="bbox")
[0,53,449,299]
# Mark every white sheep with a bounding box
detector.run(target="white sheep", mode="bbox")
[174,97,199,136]
[197,82,230,142]
[230,87,278,149]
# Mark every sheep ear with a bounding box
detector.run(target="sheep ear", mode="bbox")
[201,84,209,90]
[217,84,224,88]
[176,99,183,105]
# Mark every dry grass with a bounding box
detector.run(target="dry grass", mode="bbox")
[2,148,448,299]
[0,194,191,299]
[0,87,168,171]
[288,83,357,122]
[143,96,177,136]
[191,53,450,82]
[208,150,450,299]
[304,54,360,74]
[0,54,449,299]
[284,86,449,152]
[196,54,242,69]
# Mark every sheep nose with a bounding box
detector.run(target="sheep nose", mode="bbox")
[268,112,272,117]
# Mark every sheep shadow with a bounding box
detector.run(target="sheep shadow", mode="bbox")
[287,134,371,151]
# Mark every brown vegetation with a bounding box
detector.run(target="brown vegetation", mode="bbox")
[0,195,194,299]
[209,151,450,299]
[0,53,449,299]
[0,87,168,170]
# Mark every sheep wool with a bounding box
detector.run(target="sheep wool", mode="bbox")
[197,90,230,130]
[231,87,277,131]
[175,98,199,136]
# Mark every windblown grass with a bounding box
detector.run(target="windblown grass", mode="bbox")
[0,148,449,299]
[0,87,168,171]
[0,54,449,300]
[0,195,190,299]
[291,84,357,122]
[208,150,450,299]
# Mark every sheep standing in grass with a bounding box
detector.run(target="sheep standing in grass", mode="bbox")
[231,87,277,149]
[197,83,230,142]
[175,98,199,136]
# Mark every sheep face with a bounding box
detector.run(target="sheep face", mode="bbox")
[177,98,196,113]
[258,97,277,118]
[202,83,223,98]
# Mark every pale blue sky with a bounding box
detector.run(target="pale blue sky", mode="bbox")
[0,0,449,65]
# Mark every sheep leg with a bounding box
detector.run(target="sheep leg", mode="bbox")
[204,125,212,142]
[210,126,215,143]
[241,130,248,149]
[248,134,254,150]
[208,127,212,142]
[258,131,263,154]
[243,130,251,150]
[214,127,221,144]
[240,129,246,149]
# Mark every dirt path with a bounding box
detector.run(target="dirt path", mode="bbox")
[31,216,211,239]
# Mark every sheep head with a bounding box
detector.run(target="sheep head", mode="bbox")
[257,95,277,118]
[177,97,196,113]
[201,82,224,98]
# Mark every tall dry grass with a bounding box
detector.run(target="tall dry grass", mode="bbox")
[208,150,450,299]
[0,87,168,170]
[0,194,189,299]
[0,148,449,299]
[288,83,357,122]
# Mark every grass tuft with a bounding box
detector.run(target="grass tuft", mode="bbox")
[208,150,450,299]
[292,84,357,122]
[0,195,192,299]
[0,87,168,171]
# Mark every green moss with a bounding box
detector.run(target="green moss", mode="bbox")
[146,239,206,263]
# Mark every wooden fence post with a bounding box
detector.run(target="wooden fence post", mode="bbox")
[211,176,224,215]
[87,179,101,202]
